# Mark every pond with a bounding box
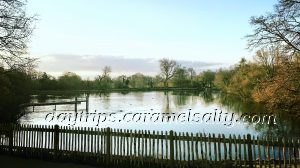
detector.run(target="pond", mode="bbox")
[18,91,300,137]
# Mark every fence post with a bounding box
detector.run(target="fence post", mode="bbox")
[247,134,253,168]
[54,125,59,159]
[106,127,111,166]
[86,95,89,112]
[75,97,78,112]
[169,130,175,168]
[293,138,298,168]
[9,124,14,154]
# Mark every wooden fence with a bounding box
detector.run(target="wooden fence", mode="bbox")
[0,124,299,168]
[20,96,89,112]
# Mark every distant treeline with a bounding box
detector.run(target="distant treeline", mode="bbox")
[29,66,215,91]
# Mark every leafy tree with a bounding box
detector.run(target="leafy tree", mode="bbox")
[129,73,146,88]
[82,79,94,90]
[153,75,164,87]
[214,68,235,90]
[172,67,189,88]
[128,73,155,88]
[199,70,215,88]
[228,60,265,99]
[58,72,82,90]
[0,68,32,121]
[145,76,155,88]
[113,75,129,89]
[252,51,300,112]
[37,72,57,90]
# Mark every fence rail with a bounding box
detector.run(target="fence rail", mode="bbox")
[16,96,89,120]
[20,96,89,112]
[0,124,299,168]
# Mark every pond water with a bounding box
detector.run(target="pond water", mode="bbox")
[18,91,299,137]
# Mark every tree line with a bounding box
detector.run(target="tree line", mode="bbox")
[29,60,217,91]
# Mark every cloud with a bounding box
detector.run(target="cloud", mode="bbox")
[36,54,222,78]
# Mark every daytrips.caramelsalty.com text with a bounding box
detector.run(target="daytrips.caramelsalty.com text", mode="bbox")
[45,109,277,127]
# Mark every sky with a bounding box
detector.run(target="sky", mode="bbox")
[26,0,277,78]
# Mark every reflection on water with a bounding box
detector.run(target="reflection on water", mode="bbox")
[217,92,299,137]
[20,91,299,137]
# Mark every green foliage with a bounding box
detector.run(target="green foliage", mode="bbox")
[95,76,112,90]
[214,69,235,89]
[58,72,83,90]
[229,60,266,99]
[113,75,129,89]
[32,72,58,90]
[172,67,190,88]
[0,68,32,121]
[198,70,216,88]
[129,73,152,88]
[95,66,113,90]
[214,59,266,99]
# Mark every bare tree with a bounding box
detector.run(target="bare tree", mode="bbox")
[97,66,111,81]
[159,58,178,87]
[102,66,111,78]
[246,0,300,55]
[0,0,36,71]
[96,66,112,89]
[254,47,283,77]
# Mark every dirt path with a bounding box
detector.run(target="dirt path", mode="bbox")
[0,154,101,168]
